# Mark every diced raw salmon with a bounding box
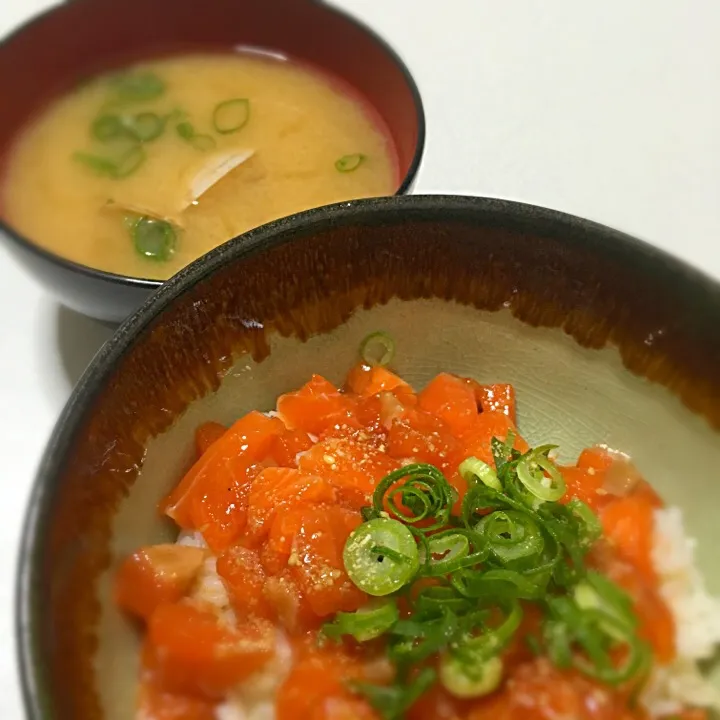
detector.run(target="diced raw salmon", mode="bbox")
[418,373,478,436]
[311,697,381,720]
[263,569,320,635]
[277,375,356,436]
[137,672,216,720]
[299,437,399,509]
[466,657,641,720]
[276,648,375,720]
[216,545,274,621]
[387,407,463,474]
[577,446,616,472]
[289,504,366,617]
[560,466,608,511]
[378,387,418,428]
[162,411,284,529]
[190,464,261,553]
[475,383,516,420]
[115,544,205,621]
[346,362,411,398]
[246,467,336,541]
[147,601,274,698]
[601,495,657,585]
[262,502,316,575]
[270,428,314,467]
[460,412,528,466]
[408,682,474,720]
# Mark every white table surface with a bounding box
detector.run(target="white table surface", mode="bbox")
[2,0,720,716]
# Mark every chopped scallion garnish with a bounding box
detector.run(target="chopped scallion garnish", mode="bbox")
[322,599,399,642]
[351,667,435,720]
[335,153,366,172]
[439,653,503,698]
[359,331,395,367]
[113,145,147,178]
[176,121,216,151]
[516,445,566,502]
[212,98,250,134]
[108,71,165,104]
[91,114,125,142]
[189,134,216,151]
[129,112,165,142]
[176,121,196,140]
[332,432,647,707]
[73,144,146,179]
[459,456,502,491]
[343,518,419,596]
[131,216,176,261]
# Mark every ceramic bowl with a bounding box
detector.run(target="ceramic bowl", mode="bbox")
[0,0,425,322]
[17,195,720,719]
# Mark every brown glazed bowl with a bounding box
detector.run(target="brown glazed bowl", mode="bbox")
[17,195,720,719]
[0,0,424,323]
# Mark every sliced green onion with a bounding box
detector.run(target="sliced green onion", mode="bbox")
[459,598,523,661]
[330,442,645,698]
[108,71,165,103]
[459,456,502,491]
[128,112,165,142]
[476,509,544,564]
[189,134,216,151]
[389,609,459,666]
[567,498,602,547]
[421,528,487,576]
[359,331,395,367]
[451,567,545,601]
[579,571,638,631]
[491,431,517,475]
[176,121,196,140]
[545,592,650,686]
[213,98,250,134]
[517,445,566,502]
[343,518,419,596]
[176,121,216,151]
[73,145,146,179]
[73,151,118,176]
[439,653,503,699]
[131,217,176,261]
[91,114,125,142]
[351,667,435,720]
[113,145,146,178]
[412,585,474,614]
[573,582,631,643]
[322,598,398,642]
[335,153,366,172]
[373,463,455,532]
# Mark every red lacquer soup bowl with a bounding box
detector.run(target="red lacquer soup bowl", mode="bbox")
[0,0,424,322]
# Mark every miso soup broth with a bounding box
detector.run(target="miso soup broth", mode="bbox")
[1,53,398,280]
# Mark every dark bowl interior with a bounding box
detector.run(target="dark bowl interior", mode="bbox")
[17,195,720,720]
[0,0,425,322]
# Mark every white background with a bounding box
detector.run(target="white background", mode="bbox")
[1,1,720,717]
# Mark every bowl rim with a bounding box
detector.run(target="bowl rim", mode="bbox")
[0,0,426,289]
[16,193,720,720]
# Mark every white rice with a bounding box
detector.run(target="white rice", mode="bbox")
[215,633,292,720]
[641,506,720,715]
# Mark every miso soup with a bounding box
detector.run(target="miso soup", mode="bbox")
[1,53,398,280]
